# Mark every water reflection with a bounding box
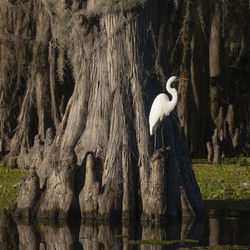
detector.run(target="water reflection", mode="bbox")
[0,210,249,249]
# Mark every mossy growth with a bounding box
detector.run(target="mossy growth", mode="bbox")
[129,239,198,246]
[0,164,28,210]
[45,0,147,83]
[82,0,147,17]
[46,0,74,82]
[193,161,250,200]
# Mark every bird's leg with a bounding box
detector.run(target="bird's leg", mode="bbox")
[161,124,165,148]
[154,133,156,151]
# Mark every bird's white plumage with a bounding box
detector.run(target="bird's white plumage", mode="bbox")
[149,93,170,135]
[149,76,179,136]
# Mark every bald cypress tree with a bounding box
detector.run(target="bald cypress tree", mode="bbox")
[1,0,249,220]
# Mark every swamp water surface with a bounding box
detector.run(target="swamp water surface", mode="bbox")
[0,209,249,249]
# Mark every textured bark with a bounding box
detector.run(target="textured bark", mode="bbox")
[6,0,203,220]
[36,149,76,219]
[79,153,100,220]
[206,142,213,164]
[1,0,249,221]
[174,1,250,161]
[209,3,221,79]
[14,170,40,218]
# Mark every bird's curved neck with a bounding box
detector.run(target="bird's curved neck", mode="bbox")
[166,80,178,113]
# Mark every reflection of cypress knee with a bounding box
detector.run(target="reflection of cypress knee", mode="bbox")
[16,223,38,249]
[38,222,74,249]
[209,217,219,247]
[180,186,195,217]
[79,223,99,249]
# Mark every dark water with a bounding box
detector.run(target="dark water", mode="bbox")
[0,210,249,249]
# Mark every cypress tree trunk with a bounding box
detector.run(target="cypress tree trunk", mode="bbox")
[1,0,249,220]
[171,0,250,161]
[0,0,205,221]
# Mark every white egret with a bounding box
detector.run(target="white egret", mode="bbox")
[149,76,188,149]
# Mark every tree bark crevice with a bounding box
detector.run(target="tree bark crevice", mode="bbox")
[3,0,249,221]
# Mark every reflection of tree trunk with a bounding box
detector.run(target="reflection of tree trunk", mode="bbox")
[0,212,19,250]
[209,217,219,247]
[0,212,206,250]
[38,221,74,250]
[141,225,162,250]
[79,224,99,250]
[16,223,38,250]
[79,223,123,250]
[122,225,136,250]
[139,216,204,249]
[98,225,123,250]
[180,216,195,242]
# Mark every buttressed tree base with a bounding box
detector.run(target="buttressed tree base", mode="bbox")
[3,0,249,220]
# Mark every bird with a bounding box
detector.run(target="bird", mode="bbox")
[149,76,188,149]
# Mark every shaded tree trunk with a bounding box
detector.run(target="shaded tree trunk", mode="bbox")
[0,0,205,221]
[208,2,223,163]
[170,0,250,161]
[1,0,250,220]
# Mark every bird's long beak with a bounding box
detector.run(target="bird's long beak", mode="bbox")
[179,77,189,81]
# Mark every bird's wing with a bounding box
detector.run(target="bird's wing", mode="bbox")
[149,93,170,135]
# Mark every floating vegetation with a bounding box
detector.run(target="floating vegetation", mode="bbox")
[129,239,198,245]
[0,165,28,210]
[193,162,250,200]
[180,245,250,249]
